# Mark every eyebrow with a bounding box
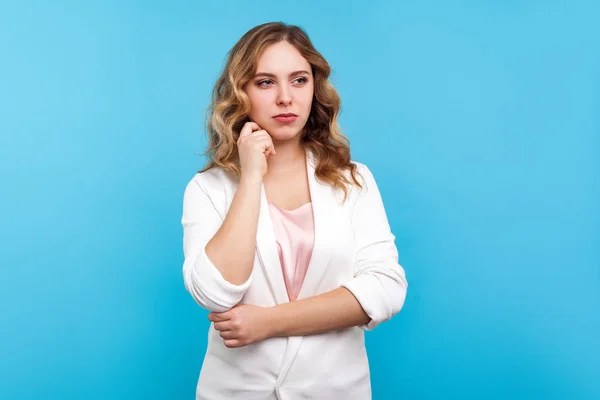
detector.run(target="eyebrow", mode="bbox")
[253,70,311,79]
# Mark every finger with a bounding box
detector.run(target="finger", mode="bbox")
[208,312,230,322]
[264,142,276,156]
[213,321,233,331]
[219,330,237,339]
[253,134,275,155]
[249,134,274,149]
[239,122,261,139]
[250,129,269,136]
[245,135,275,155]
[223,339,245,348]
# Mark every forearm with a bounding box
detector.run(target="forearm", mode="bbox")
[205,173,262,285]
[269,287,371,337]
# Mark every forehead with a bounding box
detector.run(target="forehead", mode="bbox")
[255,41,311,74]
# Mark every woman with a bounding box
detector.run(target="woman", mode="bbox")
[181,22,408,400]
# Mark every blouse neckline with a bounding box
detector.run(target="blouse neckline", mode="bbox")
[268,201,312,213]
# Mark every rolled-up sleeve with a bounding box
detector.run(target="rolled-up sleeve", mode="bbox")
[181,175,251,312]
[341,165,408,330]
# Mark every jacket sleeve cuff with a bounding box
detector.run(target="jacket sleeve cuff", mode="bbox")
[185,246,252,312]
[342,272,407,331]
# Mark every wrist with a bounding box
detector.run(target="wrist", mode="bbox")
[240,172,263,186]
[265,305,284,338]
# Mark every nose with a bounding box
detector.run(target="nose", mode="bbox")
[276,85,292,106]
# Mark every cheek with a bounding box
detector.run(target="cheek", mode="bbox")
[248,91,272,114]
[301,96,314,115]
[301,87,315,108]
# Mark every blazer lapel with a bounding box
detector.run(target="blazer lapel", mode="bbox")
[296,149,337,301]
[255,183,290,305]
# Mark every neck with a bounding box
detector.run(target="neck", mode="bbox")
[266,137,307,176]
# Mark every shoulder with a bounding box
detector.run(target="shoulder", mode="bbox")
[350,160,371,179]
[183,166,236,197]
[349,160,378,193]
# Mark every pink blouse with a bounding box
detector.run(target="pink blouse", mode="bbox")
[268,202,315,302]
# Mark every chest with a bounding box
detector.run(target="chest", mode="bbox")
[263,167,311,211]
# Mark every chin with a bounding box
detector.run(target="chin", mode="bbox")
[266,124,303,141]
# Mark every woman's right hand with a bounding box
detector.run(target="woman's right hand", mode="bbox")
[237,121,276,181]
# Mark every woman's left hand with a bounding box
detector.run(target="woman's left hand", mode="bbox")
[208,304,275,348]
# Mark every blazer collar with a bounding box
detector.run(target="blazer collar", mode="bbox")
[254,148,338,304]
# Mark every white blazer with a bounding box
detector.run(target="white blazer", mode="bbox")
[181,149,408,400]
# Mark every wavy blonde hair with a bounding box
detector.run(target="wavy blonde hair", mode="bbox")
[199,22,362,200]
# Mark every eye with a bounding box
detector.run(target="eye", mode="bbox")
[257,79,274,87]
[294,77,308,85]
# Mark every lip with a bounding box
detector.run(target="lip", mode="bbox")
[273,113,298,123]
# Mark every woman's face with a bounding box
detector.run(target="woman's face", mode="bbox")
[245,41,314,142]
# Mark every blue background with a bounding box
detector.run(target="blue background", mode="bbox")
[1,1,598,399]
